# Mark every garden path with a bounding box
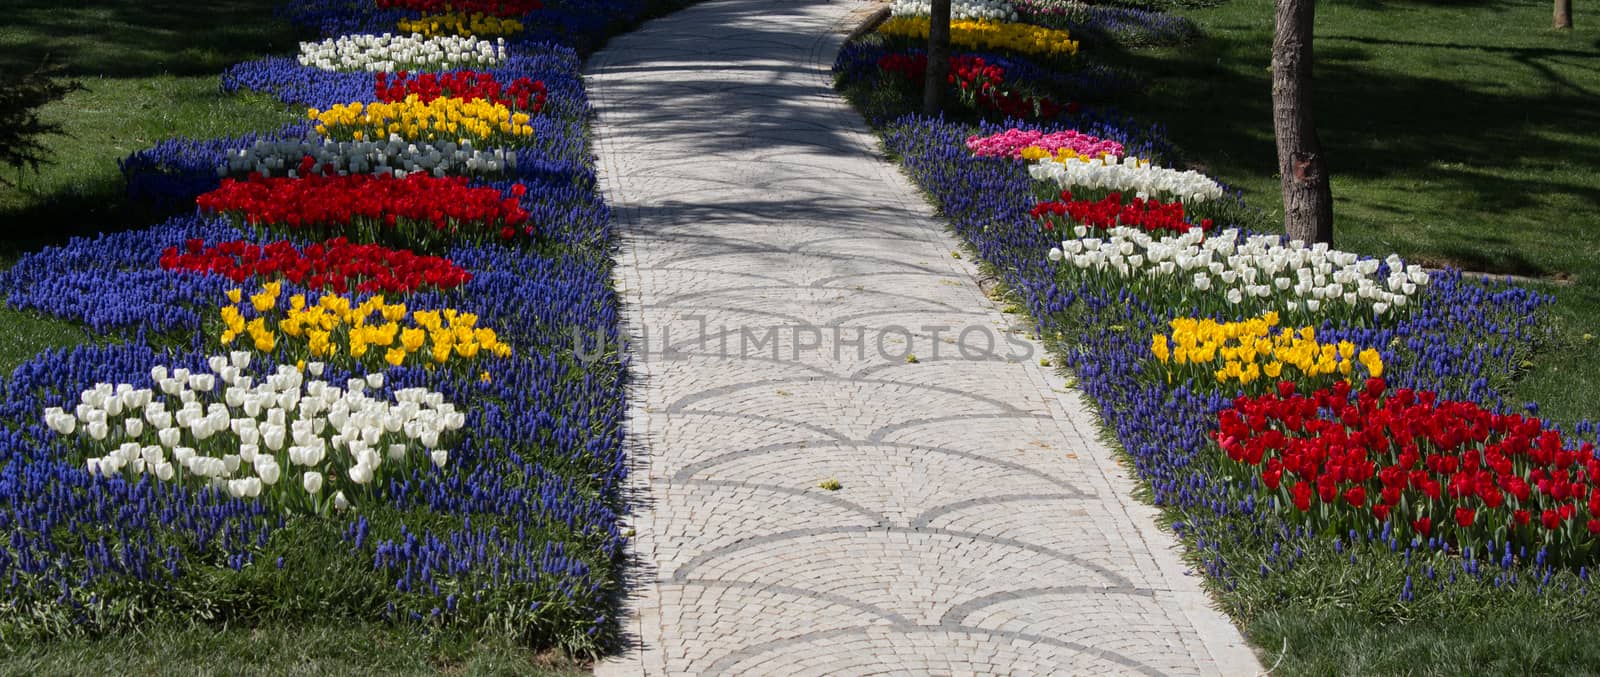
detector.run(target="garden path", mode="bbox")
[588,0,1261,673]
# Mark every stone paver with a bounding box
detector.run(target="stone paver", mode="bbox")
[587,1,1262,674]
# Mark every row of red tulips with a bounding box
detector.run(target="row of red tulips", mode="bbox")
[160,236,473,294]
[1215,379,1600,562]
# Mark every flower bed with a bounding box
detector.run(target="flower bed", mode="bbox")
[864,109,1575,627]
[0,0,650,655]
[876,16,1081,58]
[877,52,1064,119]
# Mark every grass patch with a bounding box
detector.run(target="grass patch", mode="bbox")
[0,304,90,375]
[0,617,588,676]
[1088,0,1600,426]
[0,0,301,377]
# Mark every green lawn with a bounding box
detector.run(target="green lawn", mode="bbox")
[0,0,303,375]
[1091,0,1600,427]
[0,2,592,671]
[0,618,587,676]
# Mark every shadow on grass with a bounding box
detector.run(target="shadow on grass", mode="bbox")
[1091,14,1600,276]
[0,173,171,261]
[0,0,306,78]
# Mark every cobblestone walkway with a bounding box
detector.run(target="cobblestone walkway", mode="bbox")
[588,1,1260,673]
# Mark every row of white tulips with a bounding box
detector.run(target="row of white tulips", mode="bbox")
[298,33,508,72]
[1046,226,1431,320]
[43,354,465,511]
[889,0,1019,22]
[220,136,517,178]
[1029,155,1226,205]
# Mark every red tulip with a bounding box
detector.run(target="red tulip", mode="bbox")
[1343,486,1366,508]
[1291,481,1312,512]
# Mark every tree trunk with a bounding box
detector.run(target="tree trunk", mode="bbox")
[924,0,951,115]
[1272,0,1334,244]
[1554,0,1572,29]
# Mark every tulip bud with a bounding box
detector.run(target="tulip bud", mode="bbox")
[333,491,349,511]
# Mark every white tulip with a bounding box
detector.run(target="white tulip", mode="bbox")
[430,449,448,469]
[262,425,285,451]
[333,491,349,511]
[303,471,324,494]
[256,457,281,485]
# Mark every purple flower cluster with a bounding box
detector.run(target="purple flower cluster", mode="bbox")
[0,216,241,335]
[875,113,1596,597]
[118,122,315,209]
[1013,0,1200,48]
[0,0,665,654]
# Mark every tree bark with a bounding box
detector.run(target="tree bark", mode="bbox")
[924,0,951,115]
[1554,0,1572,29]
[1272,0,1334,244]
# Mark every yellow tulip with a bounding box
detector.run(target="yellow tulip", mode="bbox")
[401,328,426,353]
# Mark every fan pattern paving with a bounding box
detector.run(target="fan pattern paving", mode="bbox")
[587,0,1261,673]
